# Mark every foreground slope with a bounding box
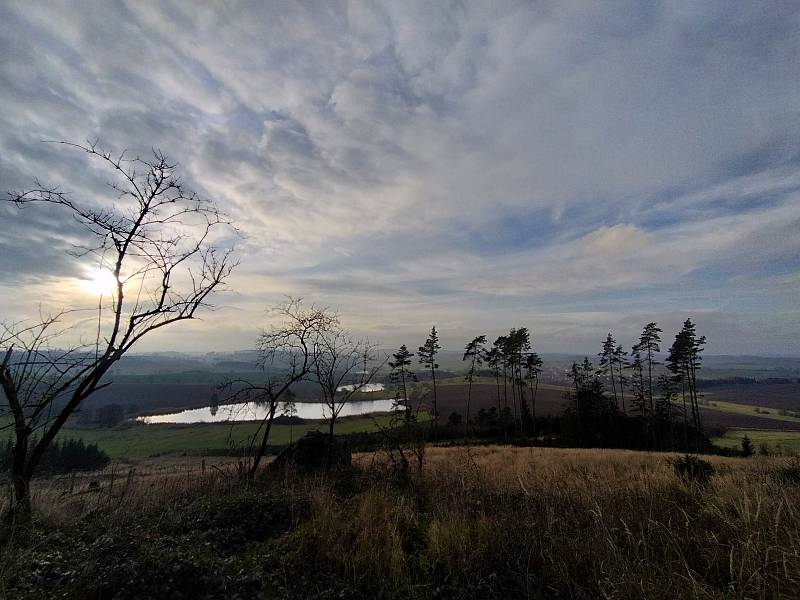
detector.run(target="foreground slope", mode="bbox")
[2,446,798,599]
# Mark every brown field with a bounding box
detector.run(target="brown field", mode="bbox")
[704,383,800,411]
[427,382,800,430]
[699,408,800,431]
[427,383,567,417]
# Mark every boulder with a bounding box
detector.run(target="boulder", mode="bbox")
[270,430,351,472]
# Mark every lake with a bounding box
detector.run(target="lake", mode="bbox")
[138,383,393,424]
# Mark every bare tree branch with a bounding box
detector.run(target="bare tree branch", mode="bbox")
[1,140,237,518]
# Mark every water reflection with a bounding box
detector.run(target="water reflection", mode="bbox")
[138,383,392,424]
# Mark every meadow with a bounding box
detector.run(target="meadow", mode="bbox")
[45,378,799,460]
[713,429,800,454]
[700,399,800,425]
[55,414,396,459]
[2,445,798,599]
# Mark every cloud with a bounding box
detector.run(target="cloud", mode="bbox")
[0,1,799,355]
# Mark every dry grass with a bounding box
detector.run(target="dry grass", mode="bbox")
[316,447,800,598]
[2,447,799,599]
[0,456,244,525]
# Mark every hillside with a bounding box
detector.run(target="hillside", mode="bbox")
[2,446,797,599]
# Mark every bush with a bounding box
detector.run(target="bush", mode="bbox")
[741,434,754,457]
[670,454,715,484]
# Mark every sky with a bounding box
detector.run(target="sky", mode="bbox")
[1,1,799,357]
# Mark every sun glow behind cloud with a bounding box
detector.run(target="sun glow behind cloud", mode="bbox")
[81,268,117,297]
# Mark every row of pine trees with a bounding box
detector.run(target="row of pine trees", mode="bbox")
[387,319,706,451]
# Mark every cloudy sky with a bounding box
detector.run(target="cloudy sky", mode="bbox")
[1,1,799,356]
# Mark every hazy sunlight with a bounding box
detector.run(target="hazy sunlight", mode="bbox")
[82,267,117,296]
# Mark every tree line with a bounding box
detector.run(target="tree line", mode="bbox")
[388,319,707,453]
[1,437,109,474]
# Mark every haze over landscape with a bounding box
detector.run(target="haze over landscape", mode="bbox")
[1,2,799,355]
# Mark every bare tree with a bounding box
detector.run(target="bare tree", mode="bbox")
[0,141,235,519]
[312,324,385,441]
[224,299,337,480]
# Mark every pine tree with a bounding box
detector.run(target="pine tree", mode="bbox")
[485,346,504,437]
[525,351,543,436]
[613,344,630,415]
[628,347,647,417]
[656,373,681,450]
[463,335,487,437]
[490,336,510,437]
[418,326,441,441]
[599,333,619,410]
[741,434,754,457]
[505,328,531,435]
[666,318,706,449]
[389,345,415,436]
[636,323,662,416]
[635,322,662,447]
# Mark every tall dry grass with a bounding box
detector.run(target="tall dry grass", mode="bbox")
[0,456,242,526]
[297,447,800,598]
[2,448,798,599]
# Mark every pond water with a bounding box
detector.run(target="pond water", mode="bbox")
[138,383,392,424]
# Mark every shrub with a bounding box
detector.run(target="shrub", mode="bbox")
[741,434,754,457]
[670,454,715,483]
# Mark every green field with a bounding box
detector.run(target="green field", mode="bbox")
[712,429,800,454]
[700,399,800,424]
[55,415,396,459]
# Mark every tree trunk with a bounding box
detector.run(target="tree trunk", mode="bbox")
[495,371,504,439]
[431,366,438,442]
[531,376,538,437]
[465,356,475,439]
[609,361,618,411]
[9,430,32,520]
[1,362,33,521]
[502,365,509,439]
[249,403,277,480]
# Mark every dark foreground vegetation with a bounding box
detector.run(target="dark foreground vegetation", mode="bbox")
[1,446,798,599]
[0,438,109,475]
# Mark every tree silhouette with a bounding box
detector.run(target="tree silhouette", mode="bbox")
[462,335,487,437]
[505,328,531,435]
[224,299,337,480]
[613,344,630,415]
[635,322,662,448]
[599,333,619,410]
[666,318,706,449]
[485,345,504,437]
[312,324,384,441]
[628,346,647,418]
[0,141,235,519]
[418,326,441,441]
[524,352,543,436]
[492,335,510,437]
[389,345,416,436]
